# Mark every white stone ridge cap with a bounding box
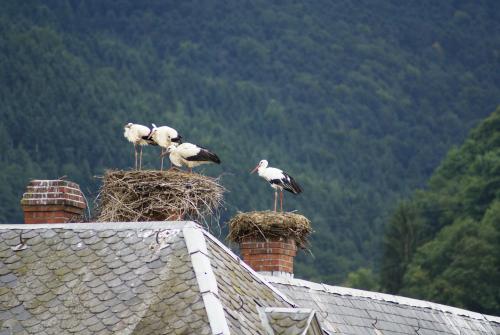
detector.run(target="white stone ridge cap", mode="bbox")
[0,221,202,230]
[264,276,498,322]
[183,226,208,255]
[264,307,314,314]
[485,314,500,324]
[183,226,230,335]
[201,229,297,307]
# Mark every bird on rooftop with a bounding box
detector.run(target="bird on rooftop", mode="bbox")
[123,123,156,170]
[251,159,302,212]
[164,143,221,172]
[149,123,182,170]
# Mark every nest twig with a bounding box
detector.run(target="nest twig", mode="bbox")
[94,169,225,225]
[227,211,311,249]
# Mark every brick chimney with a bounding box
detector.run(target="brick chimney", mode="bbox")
[228,211,311,277]
[21,180,86,224]
[240,237,297,275]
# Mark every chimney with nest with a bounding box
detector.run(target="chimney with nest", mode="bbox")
[228,211,311,277]
[240,237,297,274]
[21,180,86,224]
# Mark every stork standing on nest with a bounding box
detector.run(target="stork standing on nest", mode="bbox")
[123,123,156,170]
[251,159,302,212]
[164,143,220,172]
[149,123,182,170]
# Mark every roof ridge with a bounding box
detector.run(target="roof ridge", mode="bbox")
[183,226,230,335]
[265,276,500,323]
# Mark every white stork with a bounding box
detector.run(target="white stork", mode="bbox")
[123,123,156,170]
[164,143,221,172]
[251,159,302,212]
[150,123,182,170]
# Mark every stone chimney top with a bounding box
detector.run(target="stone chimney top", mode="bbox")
[21,179,86,224]
[228,211,311,277]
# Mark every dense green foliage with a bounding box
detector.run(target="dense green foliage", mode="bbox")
[381,108,500,314]
[1,1,499,285]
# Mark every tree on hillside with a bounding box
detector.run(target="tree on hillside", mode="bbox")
[381,107,500,314]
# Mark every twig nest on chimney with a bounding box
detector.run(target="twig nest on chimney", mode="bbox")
[227,211,311,249]
[95,170,225,223]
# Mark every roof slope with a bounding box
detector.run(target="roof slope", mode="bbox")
[266,276,500,335]
[0,222,299,335]
[0,222,211,335]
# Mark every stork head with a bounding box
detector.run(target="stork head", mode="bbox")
[251,159,268,174]
[167,144,178,153]
[160,144,177,158]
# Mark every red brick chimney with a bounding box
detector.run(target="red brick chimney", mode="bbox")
[240,237,297,274]
[21,180,86,224]
[228,211,310,277]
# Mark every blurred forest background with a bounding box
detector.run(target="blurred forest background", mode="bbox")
[0,1,499,314]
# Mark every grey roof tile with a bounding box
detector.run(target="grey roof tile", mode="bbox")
[267,276,500,335]
[97,230,116,239]
[1,224,215,334]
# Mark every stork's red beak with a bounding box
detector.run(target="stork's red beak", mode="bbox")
[250,164,259,174]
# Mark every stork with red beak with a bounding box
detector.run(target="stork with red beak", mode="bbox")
[251,159,302,212]
[164,143,221,172]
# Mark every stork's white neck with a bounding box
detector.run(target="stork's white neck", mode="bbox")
[257,160,268,176]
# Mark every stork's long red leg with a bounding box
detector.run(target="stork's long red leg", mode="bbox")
[280,190,284,212]
[274,190,278,212]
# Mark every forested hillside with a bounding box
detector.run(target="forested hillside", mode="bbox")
[381,107,500,314]
[1,1,499,284]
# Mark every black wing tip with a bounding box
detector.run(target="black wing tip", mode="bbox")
[186,149,221,164]
[285,174,303,194]
[212,154,221,164]
[292,184,302,194]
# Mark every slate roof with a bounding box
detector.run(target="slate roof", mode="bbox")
[0,222,211,335]
[266,276,500,335]
[0,222,296,335]
[1,221,499,335]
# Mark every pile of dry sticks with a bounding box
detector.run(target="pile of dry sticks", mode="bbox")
[227,210,311,248]
[95,169,225,223]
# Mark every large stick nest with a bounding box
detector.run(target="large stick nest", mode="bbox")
[95,170,225,223]
[227,211,312,249]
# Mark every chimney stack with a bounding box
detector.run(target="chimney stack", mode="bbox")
[240,237,297,274]
[21,180,86,224]
[228,211,311,277]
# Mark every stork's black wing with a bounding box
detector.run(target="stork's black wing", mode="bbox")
[279,173,302,194]
[186,148,221,164]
